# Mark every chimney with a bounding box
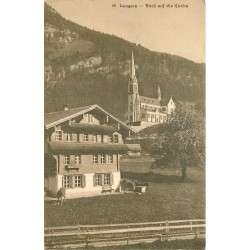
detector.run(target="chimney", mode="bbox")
[63,104,69,111]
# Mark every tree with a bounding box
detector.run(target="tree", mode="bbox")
[151,103,205,182]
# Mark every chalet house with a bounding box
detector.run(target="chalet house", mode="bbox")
[44,104,138,198]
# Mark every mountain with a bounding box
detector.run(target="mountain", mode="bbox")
[44,3,205,120]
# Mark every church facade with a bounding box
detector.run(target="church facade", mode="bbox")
[126,51,176,131]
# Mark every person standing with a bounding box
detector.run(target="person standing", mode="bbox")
[57,187,66,205]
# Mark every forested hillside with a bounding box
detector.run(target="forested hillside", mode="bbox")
[44,3,205,120]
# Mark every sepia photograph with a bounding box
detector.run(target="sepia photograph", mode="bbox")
[44,0,205,249]
[3,1,250,250]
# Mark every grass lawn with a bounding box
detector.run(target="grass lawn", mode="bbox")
[44,156,205,227]
[87,238,206,249]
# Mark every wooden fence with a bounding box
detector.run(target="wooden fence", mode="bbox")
[45,219,206,249]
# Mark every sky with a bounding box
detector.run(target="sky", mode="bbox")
[46,0,205,63]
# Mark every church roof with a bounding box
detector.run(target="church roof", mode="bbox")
[140,95,161,106]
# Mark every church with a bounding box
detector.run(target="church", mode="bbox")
[126,51,176,131]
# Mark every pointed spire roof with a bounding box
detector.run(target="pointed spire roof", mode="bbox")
[157,85,161,92]
[131,50,136,79]
[157,85,161,100]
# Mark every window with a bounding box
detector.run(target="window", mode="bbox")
[83,134,88,142]
[160,115,162,119]
[55,131,62,141]
[74,175,82,187]
[64,155,70,165]
[108,155,113,164]
[66,133,72,141]
[103,174,110,185]
[88,114,94,123]
[114,135,118,143]
[93,155,98,164]
[75,154,81,165]
[108,135,113,143]
[63,175,83,188]
[94,174,101,186]
[63,176,70,188]
[100,155,106,164]
[93,134,97,142]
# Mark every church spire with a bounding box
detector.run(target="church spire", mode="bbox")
[157,85,161,101]
[131,50,136,79]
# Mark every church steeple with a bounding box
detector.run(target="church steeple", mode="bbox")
[157,85,161,101]
[131,51,135,79]
[127,51,140,123]
[128,50,138,93]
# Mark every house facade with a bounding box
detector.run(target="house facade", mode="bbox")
[126,51,176,131]
[45,104,137,198]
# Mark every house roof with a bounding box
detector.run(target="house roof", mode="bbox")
[44,105,93,127]
[49,142,130,152]
[44,104,135,134]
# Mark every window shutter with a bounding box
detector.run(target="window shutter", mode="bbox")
[110,173,114,185]
[101,174,104,186]
[70,155,75,167]
[78,133,83,143]
[62,132,67,141]
[118,134,123,144]
[89,134,93,142]
[93,174,96,187]
[71,176,75,188]
[82,175,86,188]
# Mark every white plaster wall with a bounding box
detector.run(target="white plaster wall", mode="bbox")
[57,172,121,198]
[112,171,121,192]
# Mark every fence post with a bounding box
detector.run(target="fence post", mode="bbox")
[190,221,193,231]
[127,225,129,245]
[165,222,169,240]
[159,234,162,242]
[86,228,89,247]
[195,224,198,239]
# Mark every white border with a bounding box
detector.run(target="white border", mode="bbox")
[1,0,250,249]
